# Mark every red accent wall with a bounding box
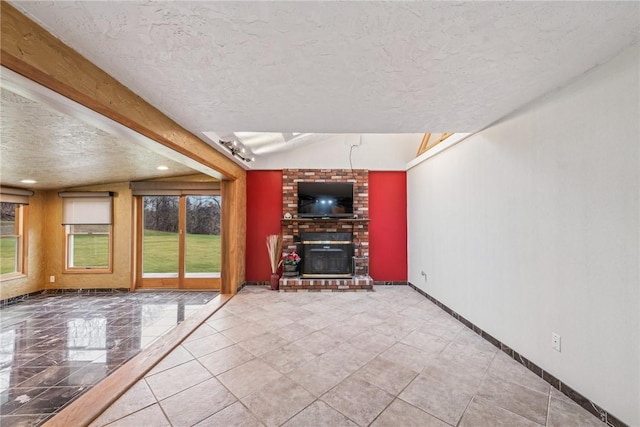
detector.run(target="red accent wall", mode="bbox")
[368,171,408,281]
[246,170,283,281]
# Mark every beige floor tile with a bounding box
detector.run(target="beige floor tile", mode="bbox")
[184,323,218,342]
[486,352,550,394]
[423,356,487,393]
[238,332,290,357]
[274,322,317,342]
[260,343,317,374]
[354,356,418,395]
[319,342,376,374]
[547,389,604,427]
[459,397,541,427]
[348,330,397,354]
[194,401,265,427]
[206,314,246,332]
[89,380,157,427]
[320,322,367,342]
[218,359,283,398]
[182,332,235,358]
[145,359,212,401]
[322,377,394,427]
[159,377,236,427]
[400,330,449,356]
[103,403,170,427]
[283,400,358,427]
[438,340,496,371]
[371,399,451,427]
[293,330,344,356]
[379,342,432,373]
[241,376,315,427]
[197,343,256,376]
[297,313,336,331]
[399,305,440,322]
[146,345,194,376]
[399,374,473,425]
[221,322,269,343]
[476,375,548,425]
[287,357,351,397]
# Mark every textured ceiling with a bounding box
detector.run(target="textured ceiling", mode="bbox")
[0,88,199,190]
[12,1,639,141]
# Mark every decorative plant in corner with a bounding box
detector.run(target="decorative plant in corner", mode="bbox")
[266,234,283,290]
[282,249,301,277]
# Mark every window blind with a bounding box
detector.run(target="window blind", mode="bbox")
[59,192,113,225]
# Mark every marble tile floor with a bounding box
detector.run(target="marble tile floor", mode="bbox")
[89,286,604,427]
[0,291,218,427]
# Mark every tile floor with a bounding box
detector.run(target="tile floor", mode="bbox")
[89,286,604,427]
[0,291,218,426]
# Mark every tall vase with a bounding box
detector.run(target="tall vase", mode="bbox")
[270,273,280,291]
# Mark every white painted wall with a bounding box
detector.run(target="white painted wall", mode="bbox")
[407,44,639,425]
[251,133,422,170]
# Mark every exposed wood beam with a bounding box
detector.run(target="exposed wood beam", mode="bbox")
[0,1,243,181]
[1,2,246,294]
[416,132,455,157]
[416,133,431,156]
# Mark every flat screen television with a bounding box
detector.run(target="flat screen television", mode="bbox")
[297,182,354,218]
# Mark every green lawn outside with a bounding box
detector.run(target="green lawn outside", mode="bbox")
[0,230,221,275]
[0,237,17,274]
[143,230,221,274]
[71,234,110,267]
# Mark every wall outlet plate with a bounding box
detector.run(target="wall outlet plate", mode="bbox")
[49,276,56,283]
[552,332,561,352]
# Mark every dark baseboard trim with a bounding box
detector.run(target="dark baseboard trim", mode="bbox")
[241,281,269,290]
[407,282,627,427]
[42,288,130,295]
[373,281,409,286]
[0,290,44,308]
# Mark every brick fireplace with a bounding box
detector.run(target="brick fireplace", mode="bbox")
[280,169,372,291]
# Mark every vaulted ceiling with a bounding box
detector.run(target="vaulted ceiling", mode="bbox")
[2,1,639,187]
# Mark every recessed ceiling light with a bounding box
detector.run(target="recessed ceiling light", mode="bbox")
[20,179,37,184]
[156,165,169,170]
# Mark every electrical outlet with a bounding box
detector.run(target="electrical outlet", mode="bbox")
[552,332,561,352]
[49,276,56,283]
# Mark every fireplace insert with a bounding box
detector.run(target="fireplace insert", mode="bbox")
[299,232,353,278]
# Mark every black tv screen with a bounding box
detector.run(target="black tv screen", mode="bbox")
[297,182,354,218]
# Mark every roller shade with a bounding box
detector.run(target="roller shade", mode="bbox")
[59,192,113,225]
[0,186,35,204]
[130,181,220,196]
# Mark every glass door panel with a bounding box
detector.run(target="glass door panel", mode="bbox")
[142,196,180,278]
[185,196,221,278]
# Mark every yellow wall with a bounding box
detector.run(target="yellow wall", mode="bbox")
[0,191,46,300]
[44,182,133,290]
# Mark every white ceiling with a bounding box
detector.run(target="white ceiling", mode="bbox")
[2,1,640,182]
[0,69,221,190]
[12,1,639,142]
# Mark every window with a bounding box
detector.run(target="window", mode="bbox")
[65,224,111,270]
[61,192,113,273]
[0,202,26,279]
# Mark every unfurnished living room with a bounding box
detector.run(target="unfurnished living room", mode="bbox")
[0,2,638,427]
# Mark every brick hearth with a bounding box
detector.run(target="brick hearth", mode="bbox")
[279,276,373,292]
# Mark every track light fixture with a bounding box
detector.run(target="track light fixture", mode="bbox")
[218,139,255,162]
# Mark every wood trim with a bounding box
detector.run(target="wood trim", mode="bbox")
[417,132,455,157]
[44,293,232,427]
[134,197,143,290]
[416,133,431,156]
[0,2,243,181]
[2,2,246,296]
[220,180,245,294]
[178,197,186,288]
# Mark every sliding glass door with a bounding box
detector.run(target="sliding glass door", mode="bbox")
[137,195,221,289]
